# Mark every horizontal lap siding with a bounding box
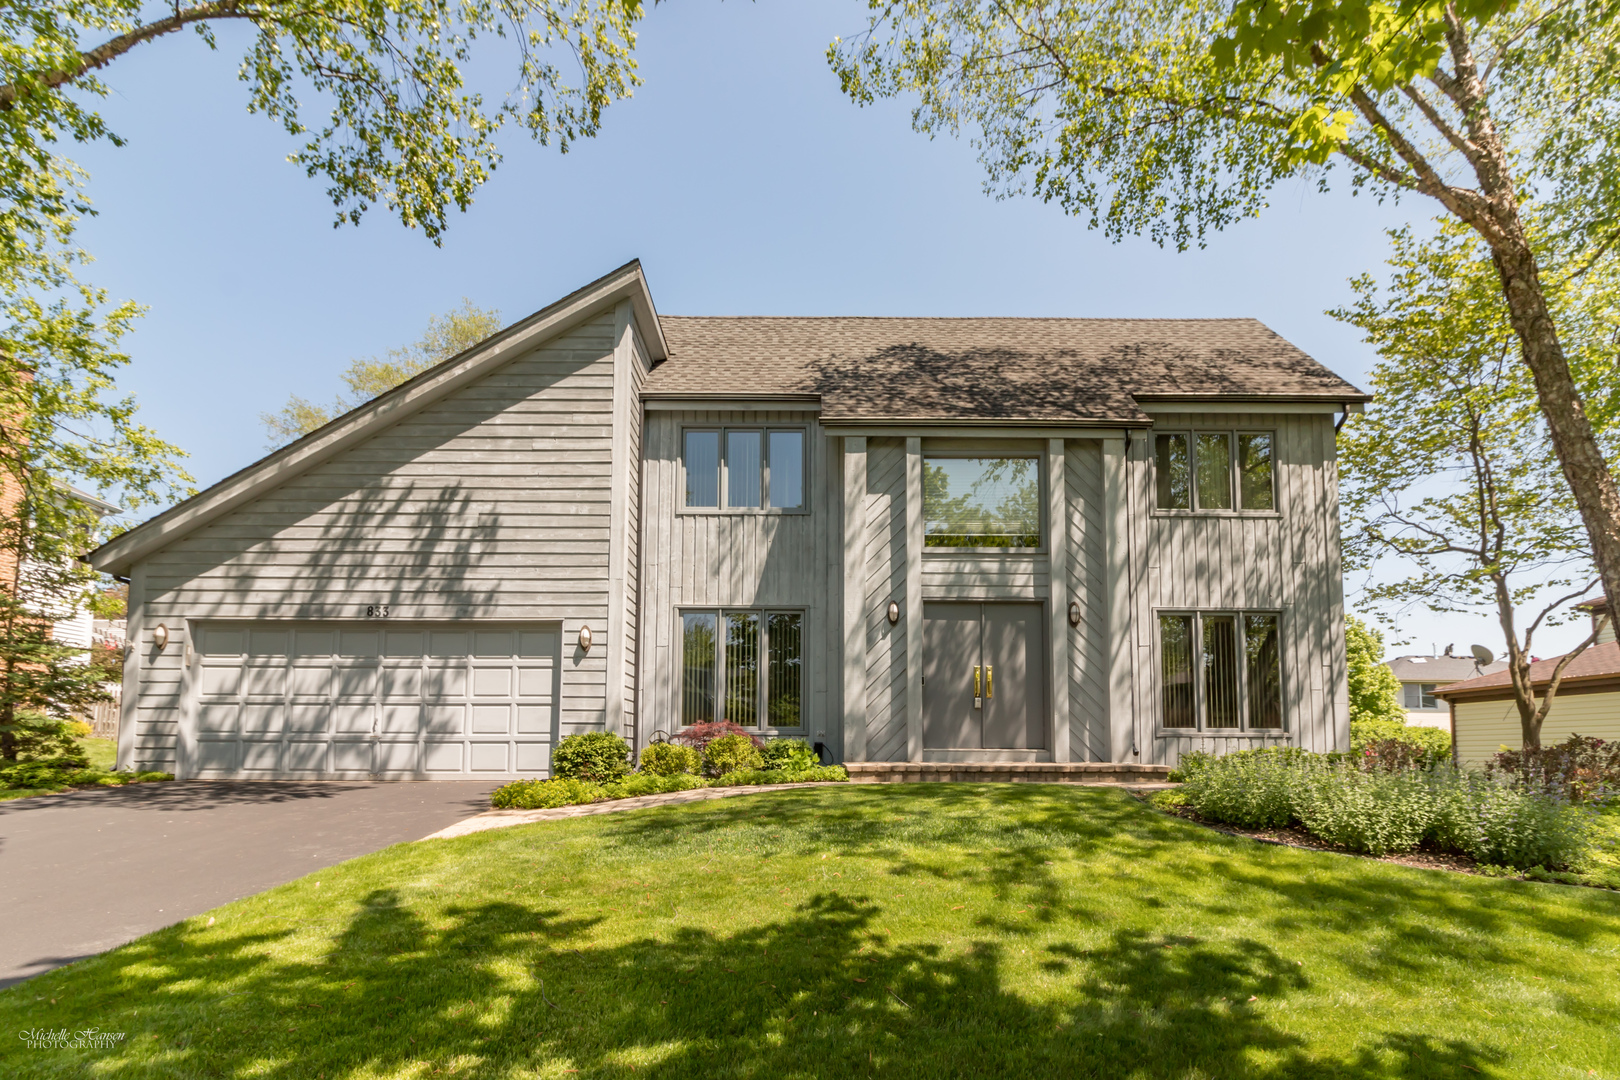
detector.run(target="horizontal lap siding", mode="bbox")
[920,554,1049,600]
[1454,693,1620,765]
[1136,413,1346,766]
[638,411,833,748]
[129,315,622,772]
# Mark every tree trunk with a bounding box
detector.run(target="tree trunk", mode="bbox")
[1489,241,1620,637]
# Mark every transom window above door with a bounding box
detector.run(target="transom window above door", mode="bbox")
[923,456,1040,548]
[684,428,806,511]
[1154,431,1275,512]
[1158,611,1284,731]
[681,609,804,729]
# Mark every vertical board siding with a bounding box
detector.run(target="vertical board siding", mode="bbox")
[637,410,834,749]
[1065,442,1109,762]
[863,439,909,762]
[1133,412,1347,765]
[130,315,624,772]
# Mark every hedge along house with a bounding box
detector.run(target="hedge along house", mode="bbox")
[89,262,1368,781]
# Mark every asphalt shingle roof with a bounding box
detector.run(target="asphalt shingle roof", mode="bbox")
[647,317,1369,423]
[1435,641,1620,697]
[1387,656,1507,684]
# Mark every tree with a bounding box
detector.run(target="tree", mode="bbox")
[1336,221,1614,749]
[0,0,645,244]
[829,0,1620,635]
[1345,615,1405,726]
[261,299,502,446]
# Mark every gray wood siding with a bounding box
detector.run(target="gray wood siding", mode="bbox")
[621,320,650,745]
[636,410,836,747]
[128,313,625,772]
[1065,441,1110,762]
[863,438,908,762]
[1130,412,1349,764]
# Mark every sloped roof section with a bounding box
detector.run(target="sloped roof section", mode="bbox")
[648,316,1368,424]
[1435,641,1620,699]
[1387,655,1507,684]
[88,260,663,577]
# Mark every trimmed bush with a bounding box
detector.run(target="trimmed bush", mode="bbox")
[703,733,765,777]
[552,732,631,783]
[721,765,847,786]
[1351,718,1451,760]
[603,772,707,798]
[1180,747,1306,828]
[760,738,816,771]
[490,778,601,810]
[639,741,702,777]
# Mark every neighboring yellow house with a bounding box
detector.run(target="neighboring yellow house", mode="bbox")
[1435,600,1620,766]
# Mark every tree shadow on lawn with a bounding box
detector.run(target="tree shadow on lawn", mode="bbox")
[1,887,1505,1080]
[0,785,1542,1079]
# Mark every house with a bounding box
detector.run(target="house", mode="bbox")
[1386,653,1507,730]
[87,262,1368,780]
[1436,599,1620,765]
[46,484,123,660]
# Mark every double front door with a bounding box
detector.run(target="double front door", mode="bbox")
[922,602,1046,750]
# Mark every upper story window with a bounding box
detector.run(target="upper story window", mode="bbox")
[923,455,1040,549]
[1403,683,1439,710]
[684,428,806,512]
[1155,431,1275,512]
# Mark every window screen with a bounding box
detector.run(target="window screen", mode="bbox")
[1160,615,1196,728]
[723,612,760,725]
[768,431,805,510]
[685,432,720,508]
[1196,434,1233,511]
[1238,434,1274,510]
[1155,435,1191,510]
[767,612,803,727]
[923,457,1040,547]
[681,612,717,724]
[1202,614,1240,728]
[1245,614,1283,729]
[727,431,762,509]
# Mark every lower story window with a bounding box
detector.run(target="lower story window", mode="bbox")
[1158,611,1283,731]
[681,609,803,728]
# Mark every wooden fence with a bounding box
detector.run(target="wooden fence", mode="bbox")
[85,697,120,739]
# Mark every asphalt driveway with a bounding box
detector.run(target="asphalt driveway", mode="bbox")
[0,780,498,988]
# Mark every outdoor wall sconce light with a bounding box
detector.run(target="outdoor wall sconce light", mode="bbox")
[1068,601,1082,627]
[887,601,900,625]
[152,624,170,651]
[578,624,593,653]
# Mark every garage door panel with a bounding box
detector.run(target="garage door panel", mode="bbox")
[189,621,558,778]
[285,741,329,772]
[376,740,419,772]
[332,740,373,772]
[469,742,509,772]
[424,705,465,735]
[472,667,512,697]
[516,706,552,734]
[514,742,551,772]
[241,739,280,771]
[196,739,238,773]
[196,704,239,733]
[380,704,421,734]
[424,741,464,772]
[471,705,510,734]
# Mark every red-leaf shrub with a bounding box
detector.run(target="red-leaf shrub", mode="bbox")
[671,721,765,753]
[1489,735,1620,804]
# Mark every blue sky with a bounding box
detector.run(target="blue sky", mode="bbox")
[66,1,1586,658]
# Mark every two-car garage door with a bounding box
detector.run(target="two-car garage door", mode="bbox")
[187,622,560,779]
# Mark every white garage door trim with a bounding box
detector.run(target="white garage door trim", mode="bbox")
[183,621,560,780]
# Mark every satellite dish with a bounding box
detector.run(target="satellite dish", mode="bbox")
[1470,644,1495,666]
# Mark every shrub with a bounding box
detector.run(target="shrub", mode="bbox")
[490,777,602,810]
[1357,736,1449,773]
[601,772,707,798]
[551,732,630,783]
[1293,764,1440,855]
[1351,718,1451,760]
[1432,772,1590,870]
[719,765,848,786]
[65,719,93,738]
[0,711,87,765]
[1181,747,1307,829]
[1490,735,1620,804]
[639,741,702,777]
[672,721,765,754]
[1166,750,1215,785]
[703,733,765,777]
[760,738,816,771]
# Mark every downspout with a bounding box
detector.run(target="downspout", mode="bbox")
[1125,429,1140,759]
[1335,404,1352,434]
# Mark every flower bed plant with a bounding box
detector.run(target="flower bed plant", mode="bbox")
[490,732,846,810]
[1174,744,1601,874]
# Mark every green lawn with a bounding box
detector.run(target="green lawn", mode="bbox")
[2,785,1617,1079]
[0,737,121,802]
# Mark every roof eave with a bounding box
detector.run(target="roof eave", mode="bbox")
[89,260,662,577]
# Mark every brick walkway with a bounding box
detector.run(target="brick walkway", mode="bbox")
[420,779,1178,841]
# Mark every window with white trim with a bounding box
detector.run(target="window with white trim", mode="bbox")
[1159,611,1283,730]
[1403,683,1439,710]
[680,610,804,728]
[1154,431,1275,512]
[683,428,806,511]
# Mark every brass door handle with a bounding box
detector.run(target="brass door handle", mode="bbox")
[985,665,993,699]
[973,665,981,696]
